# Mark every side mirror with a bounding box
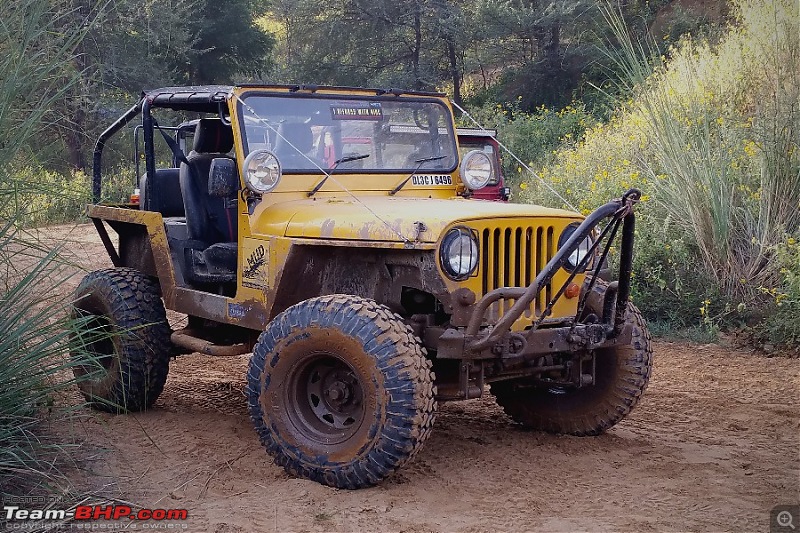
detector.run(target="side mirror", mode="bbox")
[208,158,238,197]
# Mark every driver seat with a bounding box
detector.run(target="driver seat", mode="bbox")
[178,118,238,284]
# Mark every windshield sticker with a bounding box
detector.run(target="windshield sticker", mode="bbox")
[412,175,452,186]
[330,104,383,121]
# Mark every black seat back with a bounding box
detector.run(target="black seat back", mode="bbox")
[274,122,313,168]
[140,168,184,216]
[179,118,237,244]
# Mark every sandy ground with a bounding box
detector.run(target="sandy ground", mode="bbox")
[37,224,800,531]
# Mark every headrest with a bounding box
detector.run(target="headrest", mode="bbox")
[275,123,313,153]
[193,118,234,154]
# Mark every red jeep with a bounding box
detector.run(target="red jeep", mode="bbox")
[457,128,510,201]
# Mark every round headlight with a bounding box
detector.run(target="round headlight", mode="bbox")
[558,222,594,272]
[459,150,493,190]
[440,227,479,280]
[243,149,282,194]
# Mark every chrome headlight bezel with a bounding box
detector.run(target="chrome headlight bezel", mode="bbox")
[558,222,595,273]
[459,149,493,190]
[439,227,480,280]
[243,149,282,194]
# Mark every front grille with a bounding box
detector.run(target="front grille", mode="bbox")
[480,225,555,319]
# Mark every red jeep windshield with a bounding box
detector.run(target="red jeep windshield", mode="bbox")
[238,94,458,173]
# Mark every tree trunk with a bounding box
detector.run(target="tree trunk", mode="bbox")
[67,41,88,172]
[412,3,422,90]
[545,22,560,67]
[446,38,462,107]
[65,103,87,172]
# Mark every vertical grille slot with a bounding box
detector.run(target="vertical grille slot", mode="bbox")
[535,227,545,313]
[503,228,512,313]
[503,228,512,287]
[514,228,522,287]
[481,228,490,295]
[546,226,554,306]
[521,227,532,319]
[492,228,501,290]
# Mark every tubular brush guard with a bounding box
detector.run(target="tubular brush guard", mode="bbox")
[439,188,642,360]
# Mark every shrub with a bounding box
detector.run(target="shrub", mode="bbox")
[761,235,800,348]
[0,166,134,228]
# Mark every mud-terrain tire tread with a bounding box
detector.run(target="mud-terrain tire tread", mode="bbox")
[492,293,652,436]
[247,294,436,489]
[71,267,171,413]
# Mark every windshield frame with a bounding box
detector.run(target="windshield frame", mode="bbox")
[236,90,459,175]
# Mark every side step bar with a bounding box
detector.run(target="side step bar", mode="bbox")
[171,328,251,356]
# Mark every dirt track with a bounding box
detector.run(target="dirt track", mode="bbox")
[48,224,800,532]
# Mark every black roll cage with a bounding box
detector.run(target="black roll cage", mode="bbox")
[91,97,166,205]
[92,86,231,204]
[92,100,140,203]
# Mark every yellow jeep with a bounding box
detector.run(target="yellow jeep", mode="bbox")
[72,85,652,489]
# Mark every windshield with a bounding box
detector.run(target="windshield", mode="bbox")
[238,94,458,173]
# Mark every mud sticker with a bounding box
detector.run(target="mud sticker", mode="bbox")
[243,243,268,289]
[411,174,452,186]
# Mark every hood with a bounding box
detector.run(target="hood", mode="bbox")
[254,197,579,243]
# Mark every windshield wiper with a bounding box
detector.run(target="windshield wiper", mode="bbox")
[389,155,447,196]
[307,153,370,197]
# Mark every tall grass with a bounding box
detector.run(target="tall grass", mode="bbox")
[520,0,800,338]
[0,221,97,492]
[0,0,95,494]
[599,0,800,301]
[0,1,87,169]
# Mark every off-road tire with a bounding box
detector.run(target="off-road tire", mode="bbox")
[71,268,171,413]
[247,295,436,489]
[491,300,652,436]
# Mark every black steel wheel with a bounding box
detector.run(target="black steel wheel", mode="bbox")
[492,300,652,436]
[247,295,436,489]
[286,354,366,445]
[71,268,172,413]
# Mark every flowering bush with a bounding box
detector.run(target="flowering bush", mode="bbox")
[762,235,800,349]
[514,0,800,343]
